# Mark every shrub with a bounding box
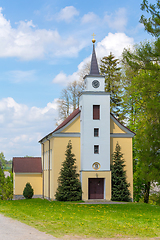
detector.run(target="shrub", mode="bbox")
[149,193,160,206]
[23,182,34,199]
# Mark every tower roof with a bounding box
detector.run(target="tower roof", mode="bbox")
[89,42,100,75]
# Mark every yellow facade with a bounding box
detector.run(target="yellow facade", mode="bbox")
[13,173,42,197]
[110,118,125,133]
[62,116,80,133]
[41,113,134,201]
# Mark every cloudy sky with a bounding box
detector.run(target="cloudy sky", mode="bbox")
[0,0,154,160]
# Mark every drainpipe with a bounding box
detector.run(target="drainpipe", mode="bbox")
[46,138,50,201]
[42,143,44,199]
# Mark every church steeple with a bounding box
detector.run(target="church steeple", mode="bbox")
[89,35,100,75]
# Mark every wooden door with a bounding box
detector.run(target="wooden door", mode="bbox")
[88,178,104,199]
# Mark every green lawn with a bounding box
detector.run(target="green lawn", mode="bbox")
[0,198,160,238]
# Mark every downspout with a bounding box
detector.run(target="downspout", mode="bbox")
[47,138,50,201]
[42,143,44,199]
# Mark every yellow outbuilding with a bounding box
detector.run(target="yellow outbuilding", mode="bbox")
[13,157,42,199]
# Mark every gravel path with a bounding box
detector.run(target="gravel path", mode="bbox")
[0,213,160,240]
[0,214,60,240]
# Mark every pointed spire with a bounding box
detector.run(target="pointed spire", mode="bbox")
[89,36,100,75]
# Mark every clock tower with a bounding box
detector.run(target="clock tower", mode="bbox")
[79,38,111,200]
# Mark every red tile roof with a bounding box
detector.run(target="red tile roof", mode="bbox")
[13,157,42,173]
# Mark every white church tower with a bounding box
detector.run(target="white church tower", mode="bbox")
[79,37,111,200]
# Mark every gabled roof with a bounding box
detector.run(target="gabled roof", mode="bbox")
[39,108,80,143]
[110,113,135,135]
[39,108,135,143]
[13,157,42,173]
[53,108,80,133]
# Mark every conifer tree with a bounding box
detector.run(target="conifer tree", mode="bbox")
[23,182,34,199]
[55,141,82,201]
[100,53,123,121]
[111,142,131,202]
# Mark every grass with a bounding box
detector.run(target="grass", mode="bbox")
[0,198,160,238]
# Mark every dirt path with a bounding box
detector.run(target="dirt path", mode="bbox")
[0,214,160,240]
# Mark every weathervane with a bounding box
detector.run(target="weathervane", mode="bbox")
[92,33,96,43]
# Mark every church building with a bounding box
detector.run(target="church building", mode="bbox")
[39,38,135,201]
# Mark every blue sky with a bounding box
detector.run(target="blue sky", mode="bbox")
[0,0,154,160]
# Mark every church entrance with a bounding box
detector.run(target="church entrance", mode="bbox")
[88,178,104,199]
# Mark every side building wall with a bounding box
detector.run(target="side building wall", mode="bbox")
[13,173,42,199]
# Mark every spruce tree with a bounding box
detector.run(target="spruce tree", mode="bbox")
[111,142,131,202]
[100,53,124,121]
[55,140,82,201]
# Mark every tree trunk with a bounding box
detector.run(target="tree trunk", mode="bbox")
[144,182,150,203]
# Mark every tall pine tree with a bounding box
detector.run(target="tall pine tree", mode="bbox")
[111,142,131,202]
[55,141,82,201]
[100,53,123,121]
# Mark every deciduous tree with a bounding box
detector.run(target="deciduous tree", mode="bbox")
[122,42,160,203]
[0,152,6,169]
[140,0,160,37]
[0,165,13,200]
[57,80,84,123]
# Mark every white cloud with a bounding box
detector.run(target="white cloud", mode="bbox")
[81,12,99,24]
[104,8,127,32]
[96,32,134,59]
[52,33,134,86]
[56,6,79,23]
[52,71,79,85]
[0,97,59,160]
[0,8,83,60]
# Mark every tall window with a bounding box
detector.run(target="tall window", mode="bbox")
[94,145,99,154]
[94,128,99,137]
[93,105,100,120]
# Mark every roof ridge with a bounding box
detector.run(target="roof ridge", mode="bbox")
[39,108,80,142]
